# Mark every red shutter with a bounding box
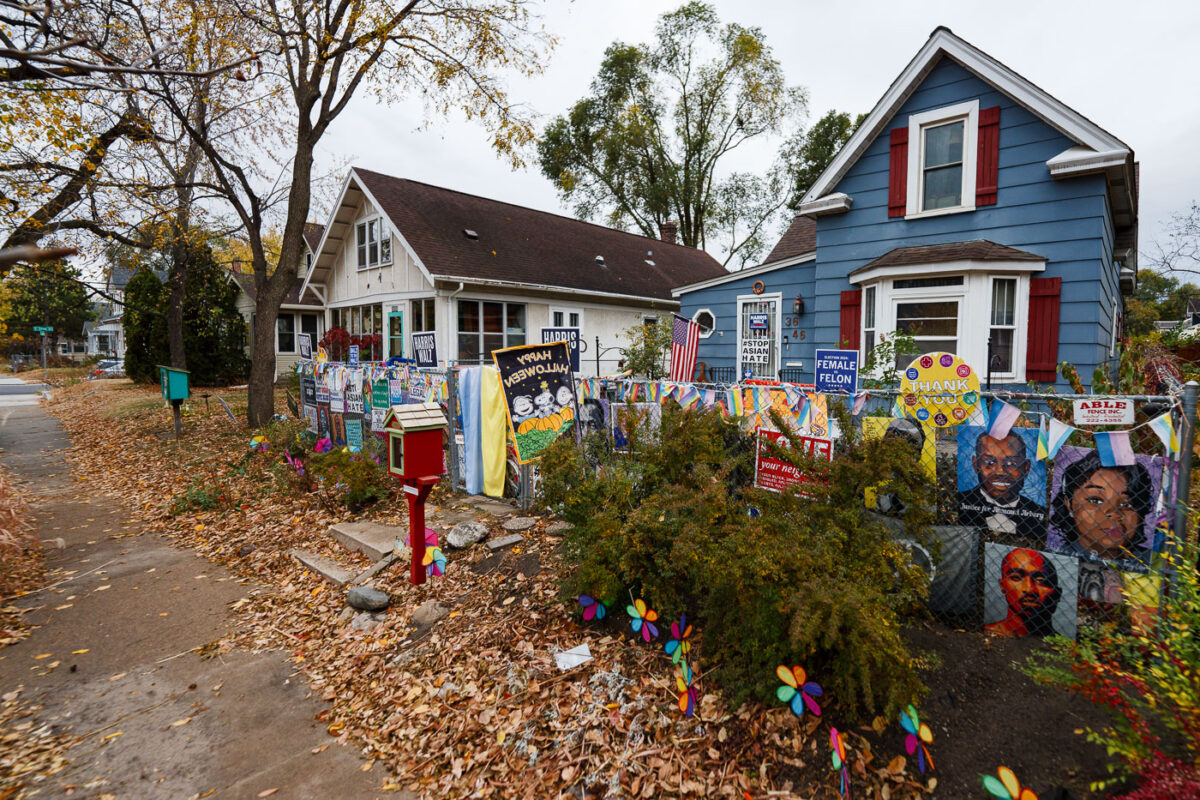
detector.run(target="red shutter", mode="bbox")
[1025,277,1061,382]
[976,106,1000,206]
[887,127,909,218]
[840,290,862,350]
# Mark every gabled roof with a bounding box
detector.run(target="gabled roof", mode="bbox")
[763,216,816,266]
[798,27,1136,241]
[231,271,322,308]
[302,223,324,254]
[307,169,726,304]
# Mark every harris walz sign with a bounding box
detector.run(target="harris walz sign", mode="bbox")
[493,341,577,464]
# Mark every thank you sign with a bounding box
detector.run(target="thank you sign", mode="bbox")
[412,332,438,368]
[814,349,858,394]
[540,327,580,372]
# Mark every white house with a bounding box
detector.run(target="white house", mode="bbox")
[298,168,727,375]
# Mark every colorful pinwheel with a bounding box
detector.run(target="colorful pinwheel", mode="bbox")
[422,546,447,577]
[250,435,269,451]
[578,595,607,621]
[314,437,333,453]
[983,767,1039,800]
[626,598,659,642]
[775,665,823,717]
[830,727,848,797]
[676,661,697,717]
[664,613,692,664]
[899,704,934,774]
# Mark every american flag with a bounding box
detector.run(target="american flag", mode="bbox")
[670,314,701,381]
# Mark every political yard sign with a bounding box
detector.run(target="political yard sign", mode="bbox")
[814,349,858,395]
[540,327,581,372]
[412,332,438,368]
[493,341,577,464]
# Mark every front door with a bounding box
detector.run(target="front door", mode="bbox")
[738,294,780,380]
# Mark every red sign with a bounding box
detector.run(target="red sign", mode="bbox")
[754,428,834,493]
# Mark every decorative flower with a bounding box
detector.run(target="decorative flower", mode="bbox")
[899,704,934,774]
[578,595,607,621]
[983,767,1039,800]
[664,613,692,664]
[626,598,659,642]
[422,546,447,577]
[830,727,848,797]
[314,437,333,453]
[249,435,269,451]
[775,665,822,717]
[675,661,697,717]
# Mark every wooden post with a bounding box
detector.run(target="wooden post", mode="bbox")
[406,479,437,585]
[172,399,183,440]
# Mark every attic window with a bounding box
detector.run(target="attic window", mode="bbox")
[464,229,478,240]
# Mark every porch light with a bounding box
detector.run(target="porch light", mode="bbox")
[793,294,805,316]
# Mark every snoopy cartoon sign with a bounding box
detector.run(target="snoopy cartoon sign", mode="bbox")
[493,341,578,463]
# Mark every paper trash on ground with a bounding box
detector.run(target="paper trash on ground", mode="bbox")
[554,643,592,671]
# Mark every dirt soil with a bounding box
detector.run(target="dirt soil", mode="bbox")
[905,622,1113,799]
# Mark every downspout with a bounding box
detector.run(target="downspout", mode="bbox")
[445,281,465,367]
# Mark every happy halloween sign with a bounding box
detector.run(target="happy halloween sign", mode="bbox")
[493,341,577,464]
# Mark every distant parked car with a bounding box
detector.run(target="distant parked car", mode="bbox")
[88,359,124,379]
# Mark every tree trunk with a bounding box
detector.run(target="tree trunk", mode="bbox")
[247,291,279,427]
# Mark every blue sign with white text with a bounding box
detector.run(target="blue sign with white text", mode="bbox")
[814,349,858,394]
[748,313,768,331]
[348,344,359,366]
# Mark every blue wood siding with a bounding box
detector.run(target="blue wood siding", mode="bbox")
[678,260,816,378]
[809,57,1119,390]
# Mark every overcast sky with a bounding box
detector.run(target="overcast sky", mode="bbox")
[319,0,1200,269]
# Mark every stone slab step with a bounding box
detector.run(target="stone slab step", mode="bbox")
[330,521,404,561]
[291,548,353,586]
[486,533,524,551]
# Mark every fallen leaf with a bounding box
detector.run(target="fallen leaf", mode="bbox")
[71,648,89,655]
[256,790,278,798]
[886,755,905,775]
[170,717,192,727]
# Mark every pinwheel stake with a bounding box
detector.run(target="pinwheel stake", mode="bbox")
[983,767,1039,800]
[382,403,448,585]
[899,704,934,774]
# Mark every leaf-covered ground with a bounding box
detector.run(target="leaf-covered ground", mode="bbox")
[41,380,934,799]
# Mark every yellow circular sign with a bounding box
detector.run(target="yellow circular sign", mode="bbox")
[898,352,980,427]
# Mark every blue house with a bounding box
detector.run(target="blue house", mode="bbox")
[676,27,1137,390]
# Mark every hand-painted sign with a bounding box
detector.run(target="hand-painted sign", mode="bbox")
[754,428,834,492]
[298,333,312,360]
[412,332,438,368]
[346,418,363,452]
[1073,398,1134,426]
[899,352,980,427]
[493,341,576,464]
[741,338,770,365]
[749,313,769,331]
[814,349,858,395]
[371,380,389,433]
[346,390,365,415]
[330,390,345,414]
[348,345,359,366]
[540,327,581,372]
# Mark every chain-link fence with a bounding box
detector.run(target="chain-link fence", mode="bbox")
[570,376,1197,639]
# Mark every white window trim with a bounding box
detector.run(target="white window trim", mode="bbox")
[549,305,584,331]
[906,100,979,219]
[355,215,394,271]
[692,308,716,339]
[736,292,782,380]
[859,272,1030,382]
[455,297,528,363]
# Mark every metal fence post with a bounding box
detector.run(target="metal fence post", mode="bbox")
[445,366,461,491]
[1172,381,1198,542]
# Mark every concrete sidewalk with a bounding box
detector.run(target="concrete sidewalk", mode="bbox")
[0,400,395,798]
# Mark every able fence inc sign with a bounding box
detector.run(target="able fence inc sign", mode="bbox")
[1073,398,1134,426]
[814,349,858,395]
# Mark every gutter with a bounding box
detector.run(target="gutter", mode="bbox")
[433,275,679,309]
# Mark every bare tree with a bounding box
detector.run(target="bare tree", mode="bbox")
[1149,201,1200,280]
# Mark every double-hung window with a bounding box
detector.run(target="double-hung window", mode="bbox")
[906,101,978,218]
[988,278,1017,374]
[277,314,296,353]
[355,217,392,269]
[457,300,526,363]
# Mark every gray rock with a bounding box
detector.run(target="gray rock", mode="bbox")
[545,521,573,534]
[349,612,385,631]
[486,534,524,551]
[346,585,390,611]
[411,600,450,627]
[502,517,537,532]
[446,521,489,549]
[237,544,256,557]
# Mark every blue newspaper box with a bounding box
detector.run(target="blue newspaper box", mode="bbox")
[159,366,190,402]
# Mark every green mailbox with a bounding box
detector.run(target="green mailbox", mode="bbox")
[159,366,190,401]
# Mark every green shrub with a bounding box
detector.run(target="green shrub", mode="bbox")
[539,401,935,718]
[307,448,389,512]
[169,478,225,514]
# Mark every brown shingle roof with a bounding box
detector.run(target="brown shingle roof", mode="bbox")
[763,216,816,265]
[354,169,726,301]
[231,271,321,307]
[303,222,325,253]
[851,240,1044,275]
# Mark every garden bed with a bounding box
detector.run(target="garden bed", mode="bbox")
[37,381,1120,798]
